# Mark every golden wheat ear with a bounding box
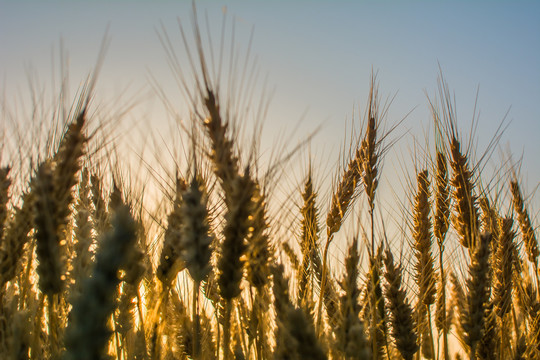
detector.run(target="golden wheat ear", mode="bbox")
[449,136,480,251]
[460,232,492,358]
[383,249,419,360]
[493,218,515,319]
[179,173,212,285]
[432,149,452,360]
[0,190,33,288]
[336,237,371,359]
[245,182,272,289]
[157,176,187,285]
[411,169,437,359]
[365,246,387,360]
[216,170,255,359]
[202,88,240,199]
[434,151,451,245]
[326,146,362,240]
[510,180,539,268]
[296,171,319,306]
[177,172,213,358]
[71,168,94,297]
[217,171,255,301]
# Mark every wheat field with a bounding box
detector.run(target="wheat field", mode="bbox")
[0,16,539,360]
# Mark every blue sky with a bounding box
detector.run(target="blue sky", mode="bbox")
[2,1,540,219]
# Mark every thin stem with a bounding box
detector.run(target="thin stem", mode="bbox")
[48,294,60,359]
[253,287,263,360]
[216,307,221,360]
[369,206,379,360]
[428,308,435,360]
[223,299,232,360]
[534,263,540,300]
[192,281,201,359]
[112,311,122,359]
[316,234,333,336]
[136,287,147,355]
[439,248,450,360]
[370,207,375,255]
[370,255,379,360]
[499,319,505,360]
[511,306,520,356]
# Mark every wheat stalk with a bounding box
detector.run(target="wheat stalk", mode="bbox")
[461,232,492,359]
[217,170,255,359]
[449,136,480,251]
[297,172,320,309]
[157,177,187,284]
[383,249,418,360]
[272,264,327,360]
[433,150,451,360]
[510,179,539,292]
[64,205,137,360]
[246,182,272,289]
[412,169,436,358]
[493,217,515,319]
[336,237,371,359]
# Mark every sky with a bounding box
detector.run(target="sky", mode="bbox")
[2,1,540,240]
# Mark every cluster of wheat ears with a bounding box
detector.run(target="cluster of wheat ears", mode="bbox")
[1,19,539,360]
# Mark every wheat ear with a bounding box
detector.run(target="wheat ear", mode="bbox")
[514,266,540,358]
[449,272,465,349]
[63,205,137,360]
[510,179,539,291]
[320,81,381,335]
[179,173,212,358]
[475,302,499,359]
[326,147,362,240]
[203,88,239,199]
[33,160,63,296]
[217,170,254,300]
[282,241,300,272]
[479,197,500,240]
[319,135,362,333]
[272,264,327,360]
[461,232,492,358]
[179,173,212,284]
[493,217,515,319]
[0,191,33,287]
[383,249,419,360]
[90,173,109,233]
[434,151,451,244]
[297,172,320,308]
[412,169,436,358]
[365,247,387,359]
[248,286,272,359]
[433,150,451,360]
[449,137,479,251]
[217,170,255,359]
[71,168,94,296]
[336,237,371,359]
[52,109,87,231]
[157,177,187,284]
[246,182,272,289]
